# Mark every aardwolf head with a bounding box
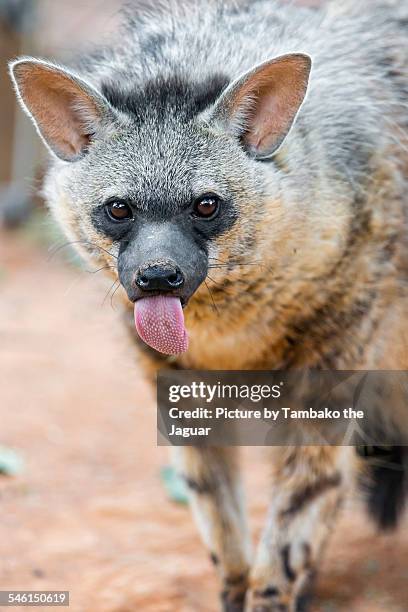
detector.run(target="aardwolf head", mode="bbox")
[10,53,311,355]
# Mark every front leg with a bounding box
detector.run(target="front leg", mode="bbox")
[249,446,354,612]
[176,447,251,612]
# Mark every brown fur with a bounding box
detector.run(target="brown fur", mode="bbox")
[10,0,408,609]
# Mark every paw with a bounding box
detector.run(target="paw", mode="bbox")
[221,576,247,612]
[249,586,313,612]
[222,599,246,612]
[250,604,290,612]
[249,586,288,611]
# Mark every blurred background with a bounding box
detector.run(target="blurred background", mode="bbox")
[0,0,123,229]
[1,1,408,611]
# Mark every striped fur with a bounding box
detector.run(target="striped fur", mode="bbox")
[10,1,408,609]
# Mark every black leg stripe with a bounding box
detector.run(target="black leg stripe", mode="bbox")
[183,475,213,495]
[281,472,341,518]
[210,552,219,566]
[253,585,280,599]
[225,572,248,586]
[281,544,296,582]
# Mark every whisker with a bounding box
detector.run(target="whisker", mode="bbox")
[208,256,228,263]
[206,274,222,285]
[204,280,220,315]
[110,281,122,310]
[206,275,231,293]
[207,278,234,299]
[208,262,261,269]
[48,240,118,261]
[208,257,262,267]
[102,279,120,307]
[85,265,116,274]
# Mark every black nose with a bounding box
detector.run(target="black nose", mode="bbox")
[135,263,185,292]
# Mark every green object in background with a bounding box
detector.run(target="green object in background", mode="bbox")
[363,558,380,575]
[160,465,189,505]
[0,446,24,476]
[321,603,338,612]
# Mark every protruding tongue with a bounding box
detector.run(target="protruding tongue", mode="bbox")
[134,295,188,355]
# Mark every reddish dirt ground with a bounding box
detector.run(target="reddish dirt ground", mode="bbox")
[1,230,408,612]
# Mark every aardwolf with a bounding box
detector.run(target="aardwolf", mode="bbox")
[10,1,408,609]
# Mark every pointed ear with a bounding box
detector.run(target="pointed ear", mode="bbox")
[9,58,113,162]
[208,53,311,160]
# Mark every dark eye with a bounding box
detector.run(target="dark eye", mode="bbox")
[105,199,133,222]
[192,194,220,219]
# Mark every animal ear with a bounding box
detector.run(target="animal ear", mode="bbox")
[208,53,311,159]
[10,58,113,162]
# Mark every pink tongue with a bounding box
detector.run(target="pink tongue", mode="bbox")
[134,295,188,355]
